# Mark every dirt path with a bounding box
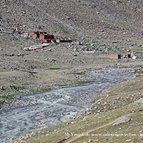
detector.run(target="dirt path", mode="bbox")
[63,113,132,143]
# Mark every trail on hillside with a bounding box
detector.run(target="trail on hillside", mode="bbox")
[63,113,133,143]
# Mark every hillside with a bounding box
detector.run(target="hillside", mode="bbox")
[12,68,143,143]
[1,0,143,38]
[0,0,143,60]
[0,1,143,143]
[1,0,143,113]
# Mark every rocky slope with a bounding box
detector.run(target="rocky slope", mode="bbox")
[1,0,143,108]
[0,0,143,96]
[0,1,143,143]
[0,0,143,38]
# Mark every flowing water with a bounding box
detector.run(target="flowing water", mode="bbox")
[0,68,135,143]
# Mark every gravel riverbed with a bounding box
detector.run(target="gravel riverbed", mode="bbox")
[0,68,135,143]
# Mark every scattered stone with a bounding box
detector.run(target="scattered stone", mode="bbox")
[22,25,26,28]
[66,16,71,20]
[73,54,78,56]
[134,98,143,104]
[48,48,52,51]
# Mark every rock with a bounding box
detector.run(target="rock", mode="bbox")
[117,97,121,100]
[73,54,78,56]
[22,25,26,28]
[0,86,5,90]
[66,16,71,20]
[22,10,26,14]
[88,139,93,142]
[97,11,100,14]
[134,98,143,104]
[94,106,98,110]
[132,55,137,60]
[112,116,131,126]
[103,106,106,109]
[21,33,29,38]
[106,94,109,97]
[125,139,132,142]
[48,48,52,52]
[112,101,116,104]
[9,138,14,142]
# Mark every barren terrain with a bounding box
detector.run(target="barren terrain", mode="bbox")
[1,0,143,107]
[0,0,143,143]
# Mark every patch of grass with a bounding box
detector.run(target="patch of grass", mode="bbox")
[0,85,25,109]
[10,85,25,91]
[49,67,61,70]
[0,100,5,109]
[0,94,15,109]
[31,86,52,94]
[0,95,15,100]
[75,79,96,86]
[55,79,96,88]
[72,71,85,75]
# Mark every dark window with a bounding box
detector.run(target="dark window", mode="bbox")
[118,54,121,59]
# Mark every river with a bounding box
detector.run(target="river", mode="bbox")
[0,68,135,143]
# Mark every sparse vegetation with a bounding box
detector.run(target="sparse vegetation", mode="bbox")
[0,0,143,142]
[21,74,143,143]
[75,79,96,86]
[0,94,15,109]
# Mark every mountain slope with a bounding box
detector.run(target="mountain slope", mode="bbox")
[0,0,143,39]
